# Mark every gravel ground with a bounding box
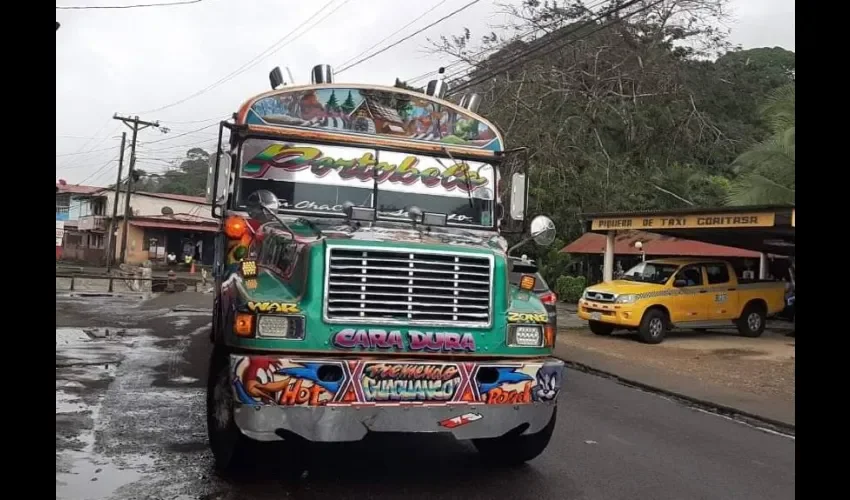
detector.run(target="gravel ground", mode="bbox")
[557,327,795,403]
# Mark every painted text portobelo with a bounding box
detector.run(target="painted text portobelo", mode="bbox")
[249,144,490,192]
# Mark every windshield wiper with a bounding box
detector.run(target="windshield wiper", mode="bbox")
[441,147,474,209]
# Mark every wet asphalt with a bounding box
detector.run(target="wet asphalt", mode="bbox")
[56,294,795,500]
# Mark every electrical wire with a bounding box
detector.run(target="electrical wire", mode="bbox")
[135,0,350,114]
[56,145,119,157]
[77,156,119,185]
[335,0,449,69]
[335,0,483,74]
[404,0,610,85]
[56,0,206,10]
[446,0,661,96]
[139,123,219,145]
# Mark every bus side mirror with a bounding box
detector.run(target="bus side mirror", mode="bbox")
[509,172,526,221]
[269,67,285,90]
[206,152,231,218]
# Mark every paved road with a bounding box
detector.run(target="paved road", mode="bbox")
[56,295,795,500]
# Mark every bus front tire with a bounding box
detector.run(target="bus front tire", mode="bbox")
[206,346,255,476]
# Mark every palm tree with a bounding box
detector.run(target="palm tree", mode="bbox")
[726,84,795,206]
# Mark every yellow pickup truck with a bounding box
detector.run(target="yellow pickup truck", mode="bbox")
[577,258,786,344]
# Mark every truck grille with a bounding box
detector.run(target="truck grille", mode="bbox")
[324,246,493,327]
[585,290,615,302]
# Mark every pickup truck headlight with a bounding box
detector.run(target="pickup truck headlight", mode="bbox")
[615,294,636,304]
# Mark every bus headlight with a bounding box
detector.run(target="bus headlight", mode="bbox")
[508,325,544,347]
[257,315,304,340]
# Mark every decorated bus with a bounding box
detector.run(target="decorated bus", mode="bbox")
[205,64,564,472]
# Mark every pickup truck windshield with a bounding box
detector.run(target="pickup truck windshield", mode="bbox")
[622,262,680,284]
[237,139,496,228]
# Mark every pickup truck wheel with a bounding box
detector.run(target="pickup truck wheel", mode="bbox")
[473,408,556,465]
[737,305,766,338]
[589,321,614,336]
[207,346,256,476]
[638,309,668,344]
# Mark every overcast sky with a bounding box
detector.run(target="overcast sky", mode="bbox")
[56,0,795,186]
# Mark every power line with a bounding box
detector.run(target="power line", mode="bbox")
[56,145,118,157]
[160,114,229,124]
[56,0,206,10]
[446,0,660,96]
[139,122,218,145]
[135,0,349,114]
[335,0,449,70]
[336,0,482,74]
[77,156,119,185]
[404,0,610,85]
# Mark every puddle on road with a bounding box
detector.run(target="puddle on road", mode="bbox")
[169,376,200,385]
[57,391,88,414]
[56,452,154,500]
[57,325,160,500]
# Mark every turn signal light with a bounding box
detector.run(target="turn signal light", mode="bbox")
[241,260,257,277]
[234,313,254,337]
[520,275,536,291]
[544,324,556,347]
[225,216,248,239]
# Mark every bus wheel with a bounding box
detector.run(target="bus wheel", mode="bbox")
[206,346,254,476]
[472,408,556,465]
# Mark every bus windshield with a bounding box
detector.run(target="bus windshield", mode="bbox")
[236,139,496,228]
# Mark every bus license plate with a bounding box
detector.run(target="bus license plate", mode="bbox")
[590,312,601,321]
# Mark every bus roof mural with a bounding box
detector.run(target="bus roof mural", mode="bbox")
[236,84,505,152]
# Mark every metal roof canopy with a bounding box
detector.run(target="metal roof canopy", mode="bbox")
[581,205,795,257]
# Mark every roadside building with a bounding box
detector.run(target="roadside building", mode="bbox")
[561,230,788,285]
[56,180,214,266]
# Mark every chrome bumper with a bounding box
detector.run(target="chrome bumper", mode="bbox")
[229,354,564,442]
[234,402,556,442]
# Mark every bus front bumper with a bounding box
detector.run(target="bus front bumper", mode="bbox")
[229,354,564,443]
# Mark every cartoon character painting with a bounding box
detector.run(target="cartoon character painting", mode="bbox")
[232,358,342,406]
[532,364,563,402]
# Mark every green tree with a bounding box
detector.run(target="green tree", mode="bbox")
[726,84,795,205]
[325,91,340,112]
[341,91,356,114]
[132,147,211,197]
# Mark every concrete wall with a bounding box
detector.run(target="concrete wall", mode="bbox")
[114,224,148,265]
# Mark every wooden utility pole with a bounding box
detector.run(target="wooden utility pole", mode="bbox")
[104,131,127,272]
[113,114,160,264]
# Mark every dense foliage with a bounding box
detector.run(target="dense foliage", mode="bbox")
[135,1,794,296]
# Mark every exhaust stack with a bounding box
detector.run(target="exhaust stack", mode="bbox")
[311,64,334,84]
[457,93,482,113]
[464,93,482,113]
[425,67,448,99]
